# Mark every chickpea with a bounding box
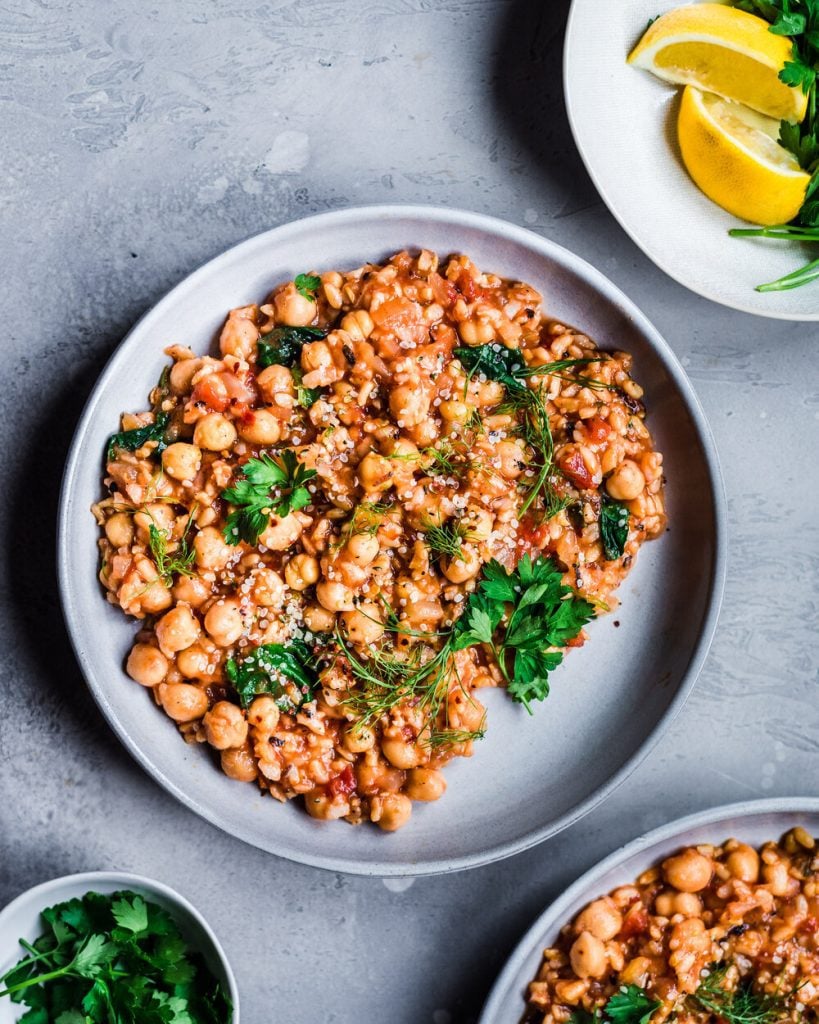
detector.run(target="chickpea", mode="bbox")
[303,604,336,633]
[343,532,379,567]
[169,358,201,395]
[176,643,210,680]
[204,597,244,647]
[673,892,702,917]
[663,848,713,893]
[726,844,760,883]
[105,512,134,548]
[374,793,412,832]
[315,580,356,612]
[763,860,791,897]
[194,526,233,571]
[389,384,430,427]
[259,513,304,551]
[161,442,202,482]
[284,553,320,592]
[462,505,493,542]
[381,736,424,770]
[442,544,482,583]
[237,409,281,445]
[203,700,248,750]
[574,897,622,941]
[342,724,376,754]
[221,744,258,782]
[274,281,317,326]
[606,459,646,501]
[405,768,446,802]
[193,413,237,452]
[357,452,393,493]
[340,309,374,341]
[301,340,333,373]
[496,439,527,480]
[172,575,211,609]
[134,503,175,544]
[252,568,286,607]
[126,643,168,687]
[155,604,200,655]
[159,682,208,723]
[342,605,385,645]
[457,318,495,346]
[248,695,280,732]
[438,399,471,424]
[219,307,258,359]
[256,364,295,405]
[306,790,350,821]
[569,931,607,979]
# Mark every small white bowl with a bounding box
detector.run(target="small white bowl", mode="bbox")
[0,872,239,1024]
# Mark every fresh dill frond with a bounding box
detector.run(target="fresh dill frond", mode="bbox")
[690,964,790,1024]
[424,720,487,749]
[420,517,468,558]
[148,507,197,588]
[335,501,393,548]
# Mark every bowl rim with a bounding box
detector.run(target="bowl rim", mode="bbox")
[562,1,819,323]
[57,203,728,876]
[479,796,819,1023]
[0,870,240,1021]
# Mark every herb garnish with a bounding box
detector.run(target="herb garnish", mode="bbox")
[148,508,197,587]
[420,518,468,558]
[730,0,819,290]
[106,411,170,461]
[454,345,609,516]
[291,365,323,408]
[451,554,595,712]
[690,963,790,1024]
[226,640,319,710]
[569,985,661,1024]
[599,498,630,561]
[0,889,232,1023]
[294,273,321,299]
[257,325,326,368]
[221,451,317,545]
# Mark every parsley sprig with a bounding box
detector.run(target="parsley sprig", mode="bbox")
[294,273,321,299]
[451,554,595,711]
[221,451,317,545]
[730,0,819,289]
[570,985,661,1024]
[0,890,232,1023]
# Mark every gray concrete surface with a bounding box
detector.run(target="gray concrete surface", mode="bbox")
[0,1,817,1022]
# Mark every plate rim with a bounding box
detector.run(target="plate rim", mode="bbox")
[563,0,819,323]
[56,203,728,876]
[478,796,819,1022]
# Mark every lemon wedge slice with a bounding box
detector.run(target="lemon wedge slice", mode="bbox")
[677,85,810,224]
[629,3,808,122]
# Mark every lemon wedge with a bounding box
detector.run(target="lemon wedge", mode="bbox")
[677,85,810,224]
[629,3,808,122]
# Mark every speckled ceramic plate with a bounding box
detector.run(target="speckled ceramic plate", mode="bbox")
[58,205,726,876]
[565,0,819,321]
[0,872,239,1023]
[479,798,819,1023]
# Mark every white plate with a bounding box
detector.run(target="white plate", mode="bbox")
[480,797,819,1023]
[0,872,239,1023]
[564,0,819,321]
[58,205,725,876]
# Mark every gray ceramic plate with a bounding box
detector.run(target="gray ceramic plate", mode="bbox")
[479,798,819,1023]
[58,205,726,876]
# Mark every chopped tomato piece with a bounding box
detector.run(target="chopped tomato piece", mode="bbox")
[191,374,229,412]
[455,268,489,302]
[619,905,649,939]
[558,448,595,490]
[327,765,356,797]
[583,416,612,444]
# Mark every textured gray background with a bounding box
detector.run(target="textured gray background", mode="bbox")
[1,1,817,1022]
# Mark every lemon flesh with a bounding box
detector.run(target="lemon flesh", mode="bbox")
[629,3,808,122]
[677,85,810,225]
